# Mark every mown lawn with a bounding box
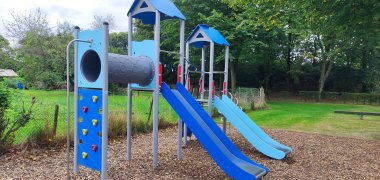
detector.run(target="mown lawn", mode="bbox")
[247,101,380,140]
[12,90,380,144]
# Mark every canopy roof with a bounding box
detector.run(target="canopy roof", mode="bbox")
[128,0,186,25]
[186,24,230,48]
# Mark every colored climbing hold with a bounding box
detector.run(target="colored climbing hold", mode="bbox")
[82,106,88,113]
[92,119,98,126]
[82,152,88,159]
[92,96,98,103]
[82,129,88,136]
[92,144,98,152]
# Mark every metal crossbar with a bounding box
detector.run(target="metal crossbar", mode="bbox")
[160,50,181,55]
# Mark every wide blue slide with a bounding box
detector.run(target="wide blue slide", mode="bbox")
[215,95,292,159]
[162,82,268,180]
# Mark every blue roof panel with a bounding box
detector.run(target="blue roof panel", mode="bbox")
[186,24,230,48]
[128,0,186,25]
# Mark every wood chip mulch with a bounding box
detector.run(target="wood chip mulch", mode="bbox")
[1,127,379,179]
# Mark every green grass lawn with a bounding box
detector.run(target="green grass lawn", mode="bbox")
[247,101,380,140]
[14,90,178,144]
[10,90,380,144]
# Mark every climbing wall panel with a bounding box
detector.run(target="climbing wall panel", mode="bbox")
[78,88,103,171]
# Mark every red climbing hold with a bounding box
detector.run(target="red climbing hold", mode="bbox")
[82,106,88,113]
[92,144,97,152]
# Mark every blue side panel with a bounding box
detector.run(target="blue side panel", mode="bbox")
[78,88,103,171]
[131,40,157,90]
[214,96,286,160]
[221,95,292,155]
[161,83,268,179]
[78,29,104,89]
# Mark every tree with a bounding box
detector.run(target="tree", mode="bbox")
[3,8,50,42]
[109,32,129,55]
[297,0,380,98]
[224,0,380,97]
[0,36,16,69]
[2,8,77,89]
[91,14,116,30]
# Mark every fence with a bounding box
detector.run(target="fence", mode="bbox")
[299,91,380,105]
[8,92,177,146]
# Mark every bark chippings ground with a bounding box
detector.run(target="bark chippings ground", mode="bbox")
[1,127,380,179]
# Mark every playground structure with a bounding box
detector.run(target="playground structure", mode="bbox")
[65,0,291,179]
[182,24,231,142]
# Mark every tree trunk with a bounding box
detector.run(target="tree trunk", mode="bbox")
[230,60,237,93]
[286,33,292,91]
[318,56,333,101]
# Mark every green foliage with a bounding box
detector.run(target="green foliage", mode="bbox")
[218,0,380,93]
[1,77,24,89]
[0,1,378,95]
[299,91,380,105]
[0,84,36,154]
[15,26,73,89]
[0,83,11,109]
[110,32,128,55]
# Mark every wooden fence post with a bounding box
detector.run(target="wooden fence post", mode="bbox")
[53,104,59,137]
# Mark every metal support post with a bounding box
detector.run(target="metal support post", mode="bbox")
[177,20,185,160]
[201,47,206,101]
[152,10,161,169]
[73,26,80,175]
[208,42,215,116]
[101,22,109,180]
[127,14,133,161]
[222,46,229,133]
[183,42,190,145]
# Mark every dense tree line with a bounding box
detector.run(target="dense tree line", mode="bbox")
[0,9,127,90]
[134,0,380,98]
[0,1,379,98]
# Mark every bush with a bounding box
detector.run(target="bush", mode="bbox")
[0,82,11,108]
[22,123,54,148]
[299,91,319,101]
[0,82,36,154]
[2,77,24,89]
[108,111,174,139]
[109,112,128,138]
[279,91,291,98]
[299,90,380,105]
[342,93,380,105]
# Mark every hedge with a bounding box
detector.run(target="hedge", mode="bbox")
[299,91,380,105]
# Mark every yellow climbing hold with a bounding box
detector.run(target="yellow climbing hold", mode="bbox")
[92,96,98,103]
[82,129,88,136]
[82,152,88,159]
[92,119,98,126]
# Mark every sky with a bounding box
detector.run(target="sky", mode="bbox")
[0,0,134,40]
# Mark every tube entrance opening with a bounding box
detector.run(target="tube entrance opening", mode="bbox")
[81,50,101,82]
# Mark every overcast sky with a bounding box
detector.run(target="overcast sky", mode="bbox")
[0,0,134,39]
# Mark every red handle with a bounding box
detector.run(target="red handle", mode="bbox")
[159,63,163,87]
[199,78,203,95]
[212,81,215,99]
[177,65,181,83]
[187,78,191,92]
[223,82,227,95]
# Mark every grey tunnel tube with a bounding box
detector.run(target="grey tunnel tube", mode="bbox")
[80,50,155,86]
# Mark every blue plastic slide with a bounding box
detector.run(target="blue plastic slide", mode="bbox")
[216,95,292,157]
[214,96,286,159]
[162,82,268,180]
